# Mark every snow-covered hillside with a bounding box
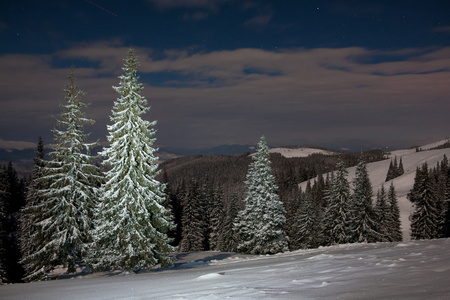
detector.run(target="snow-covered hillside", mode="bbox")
[269,147,335,158]
[299,140,450,241]
[1,238,449,299]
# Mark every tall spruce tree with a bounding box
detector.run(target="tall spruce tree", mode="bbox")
[292,183,320,249]
[178,181,206,252]
[207,186,225,251]
[0,169,7,283]
[440,155,450,237]
[323,159,351,245]
[387,182,402,242]
[91,49,174,271]
[20,137,47,276]
[234,136,289,254]
[22,68,101,281]
[218,193,239,252]
[350,157,381,243]
[410,163,440,240]
[0,162,26,283]
[375,184,390,242]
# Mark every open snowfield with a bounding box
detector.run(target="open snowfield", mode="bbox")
[2,140,449,299]
[269,147,335,158]
[1,238,449,299]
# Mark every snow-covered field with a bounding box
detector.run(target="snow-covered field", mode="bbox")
[1,238,449,299]
[269,147,335,158]
[2,140,449,299]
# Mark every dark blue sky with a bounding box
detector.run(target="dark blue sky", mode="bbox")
[1,0,450,151]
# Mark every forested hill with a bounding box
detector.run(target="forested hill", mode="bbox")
[158,148,386,202]
[298,139,450,240]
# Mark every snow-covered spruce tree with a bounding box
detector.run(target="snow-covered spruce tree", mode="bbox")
[233,136,289,255]
[439,155,450,237]
[350,157,382,243]
[385,160,395,182]
[21,68,101,281]
[323,159,352,245]
[410,164,440,240]
[292,183,320,249]
[0,174,7,284]
[207,186,225,251]
[375,184,390,242]
[91,49,174,271]
[179,181,206,252]
[20,137,47,276]
[387,182,402,242]
[218,193,239,252]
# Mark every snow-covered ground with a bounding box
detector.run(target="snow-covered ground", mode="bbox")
[2,140,449,299]
[269,147,335,158]
[299,141,450,241]
[1,238,449,299]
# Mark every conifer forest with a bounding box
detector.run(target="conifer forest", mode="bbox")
[1,49,450,284]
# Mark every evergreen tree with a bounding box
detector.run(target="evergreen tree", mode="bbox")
[291,183,320,249]
[409,166,426,203]
[441,156,450,237]
[0,168,8,283]
[350,157,381,243]
[91,49,174,271]
[323,159,351,245]
[234,136,289,254]
[398,157,404,177]
[179,181,206,252]
[218,193,239,252]
[375,184,390,242]
[410,164,440,240]
[20,137,47,276]
[385,160,395,182]
[22,68,101,281]
[207,186,225,251]
[387,182,402,242]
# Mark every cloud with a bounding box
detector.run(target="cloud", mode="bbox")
[0,139,39,151]
[1,43,449,150]
[245,13,273,26]
[433,26,450,33]
[183,11,210,21]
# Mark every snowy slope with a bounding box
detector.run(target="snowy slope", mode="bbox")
[1,238,449,299]
[299,141,450,241]
[269,147,335,158]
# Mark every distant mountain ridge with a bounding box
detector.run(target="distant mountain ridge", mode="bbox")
[2,139,449,177]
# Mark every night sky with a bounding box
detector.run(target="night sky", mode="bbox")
[1,0,450,152]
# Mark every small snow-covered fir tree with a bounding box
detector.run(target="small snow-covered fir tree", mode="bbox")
[234,136,289,255]
[350,157,382,243]
[21,68,102,281]
[91,49,174,271]
[387,182,402,242]
[323,159,352,245]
